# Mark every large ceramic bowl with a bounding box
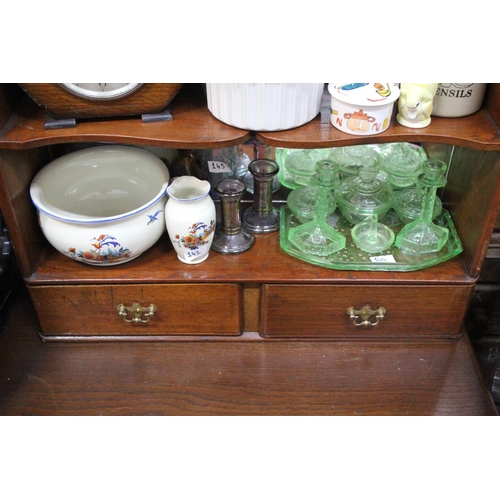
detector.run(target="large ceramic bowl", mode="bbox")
[30,145,170,266]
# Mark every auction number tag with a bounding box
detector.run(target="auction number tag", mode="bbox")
[369,254,397,263]
[185,246,209,262]
[208,161,232,173]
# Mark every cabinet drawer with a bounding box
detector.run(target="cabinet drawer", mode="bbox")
[261,284,473,340]
[29,283,242,339]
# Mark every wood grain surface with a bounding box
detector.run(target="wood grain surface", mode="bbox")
[18,83,184,119]
[0,286,496,415]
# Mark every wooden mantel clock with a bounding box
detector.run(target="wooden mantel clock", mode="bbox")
[18,83,183,127]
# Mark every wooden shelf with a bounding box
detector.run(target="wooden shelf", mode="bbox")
[0,84,251,150]
[1,83,499,283]
[256,108,500,151]
[2,83,500,152]
[27,232,475,286]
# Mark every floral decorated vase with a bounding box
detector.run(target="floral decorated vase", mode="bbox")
[165,176,216,264]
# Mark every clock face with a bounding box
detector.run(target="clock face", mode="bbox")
[59,83,143,100]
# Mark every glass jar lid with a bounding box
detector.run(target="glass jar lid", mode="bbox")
[382,143,424,189]
[335,166,393,218]
[329,145,382,177]
[328,83,400,106]
[382,143,423,177]
[285,149,325,186]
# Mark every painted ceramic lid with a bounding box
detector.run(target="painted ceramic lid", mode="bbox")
[328,83,400,106]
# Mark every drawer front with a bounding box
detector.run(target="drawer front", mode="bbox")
[29,283,242,338]
[261,284,473,340]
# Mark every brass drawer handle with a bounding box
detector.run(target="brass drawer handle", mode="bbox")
[347,305,386,327]
[117,302,157,323]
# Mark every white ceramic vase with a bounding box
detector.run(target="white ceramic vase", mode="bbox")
[165,176,216,264]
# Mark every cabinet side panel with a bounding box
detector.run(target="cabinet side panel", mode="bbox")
[484,83,500,129]
[0,84,24,129]
[444,148,500,278]
[0,149,50,278]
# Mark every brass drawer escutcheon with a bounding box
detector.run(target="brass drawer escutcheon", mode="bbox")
[117,303,157,324]
[347,305,386,327]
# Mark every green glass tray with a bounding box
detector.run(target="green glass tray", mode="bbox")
[280,206,463,272]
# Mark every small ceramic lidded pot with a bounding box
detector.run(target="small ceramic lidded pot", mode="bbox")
[328,83,400,136]
[165,176,216,264]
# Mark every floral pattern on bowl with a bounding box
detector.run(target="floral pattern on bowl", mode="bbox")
[64,234,132,264]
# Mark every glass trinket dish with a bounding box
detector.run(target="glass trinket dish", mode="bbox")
[335,164,394,225]
[381,142,424,190]
[329,144,382,179]
[284,148,325,187]
[286,161,340,223]
[351,214,395,254]
[393,184,443,224]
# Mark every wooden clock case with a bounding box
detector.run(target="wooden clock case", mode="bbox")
[17,83,183,119]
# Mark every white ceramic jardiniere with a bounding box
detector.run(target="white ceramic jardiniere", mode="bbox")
[165,176,216,264]
[29,145,170,266]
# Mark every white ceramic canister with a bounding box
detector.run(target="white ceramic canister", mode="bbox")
[165,176,216,264]
[206,83,324,131]
[431,83,488,118]
[328,83,400,136]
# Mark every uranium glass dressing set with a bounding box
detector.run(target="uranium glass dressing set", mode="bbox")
[277,143,463,272]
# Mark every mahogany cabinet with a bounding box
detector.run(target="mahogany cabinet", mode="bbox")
[1,83,500,342]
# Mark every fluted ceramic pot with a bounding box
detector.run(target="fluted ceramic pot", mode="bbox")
[165,176,216,264]
[206,83,324,131]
